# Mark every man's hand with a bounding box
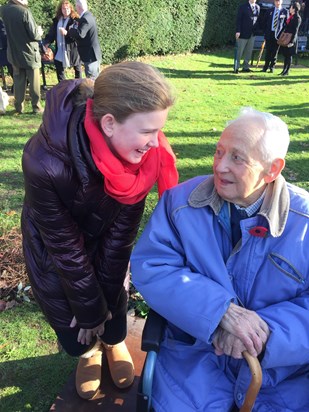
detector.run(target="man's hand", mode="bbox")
[213,326,246,359]
[235,32,240,39]
[70,312,112,345]
[220,303,270,357]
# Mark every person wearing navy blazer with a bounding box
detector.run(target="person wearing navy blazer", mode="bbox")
[261,0,288,73]
[234,0,260,73]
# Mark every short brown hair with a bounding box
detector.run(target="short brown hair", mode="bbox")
[92,61,175,123]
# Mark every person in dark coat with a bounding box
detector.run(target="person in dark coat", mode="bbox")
[234,0,260,73]
[261,0,288,73]
[279,2,302,75]
[0,18,13,90]
[21,61,178,400]
[300,0,309,33]
[44,0,82,82]
[64,0,101,79]
[0,0,43,114]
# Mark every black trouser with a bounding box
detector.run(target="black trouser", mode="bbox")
[282,55,292,73]
[54,59,82,83]
[281,46,294,73]
[54,288,128,357]
[263,34,280,70]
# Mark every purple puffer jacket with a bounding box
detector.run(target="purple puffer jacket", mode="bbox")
[21,79,145,331]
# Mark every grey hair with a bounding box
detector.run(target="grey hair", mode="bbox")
[76,0,87,11]
[228,107,290,166]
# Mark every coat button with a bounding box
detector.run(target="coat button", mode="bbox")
[237,392,243,401]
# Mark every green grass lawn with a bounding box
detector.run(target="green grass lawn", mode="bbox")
[0,47,308,411]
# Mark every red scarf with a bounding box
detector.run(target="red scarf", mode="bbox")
[84,99,179,205]
[286,15,293,25]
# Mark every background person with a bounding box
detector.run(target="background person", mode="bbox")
[300,0,309,33]
[131,108,309,412]
[279,1,302,76]
[261,0,288,73]
[21,61,178,400]
[44,0,82,83]
[234,0,260,73]
[0,18,13,91]
[64,0,101,79]
[0,0,43,114]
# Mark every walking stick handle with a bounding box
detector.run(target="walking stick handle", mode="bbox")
[239,350,262,412]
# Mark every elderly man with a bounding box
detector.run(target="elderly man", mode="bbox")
[61,0,101,79]
[0,0,43,114]
[261,0,288,73]
[234,0,260,73]
[131,108,309,411]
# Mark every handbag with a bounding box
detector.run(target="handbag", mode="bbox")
[41,47,54,62]
[277,32,293,47]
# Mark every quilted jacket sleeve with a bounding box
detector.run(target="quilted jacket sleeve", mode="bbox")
[22,138,109,329]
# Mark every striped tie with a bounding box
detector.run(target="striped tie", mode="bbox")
[273,10,279,30]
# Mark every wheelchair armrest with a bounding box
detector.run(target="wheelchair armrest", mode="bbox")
[137,310,166,412]
[141,309,166,353]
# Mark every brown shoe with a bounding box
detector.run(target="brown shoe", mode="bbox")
[32,107,44,114]
[104,341,135,389]
[75,348,103,400]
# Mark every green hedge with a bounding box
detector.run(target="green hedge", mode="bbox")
[0,0,241,64]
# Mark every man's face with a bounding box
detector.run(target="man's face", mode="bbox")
[76,3,82,14]
[213,121,269,207]
[249,0,257,4]
[274,0,282,8]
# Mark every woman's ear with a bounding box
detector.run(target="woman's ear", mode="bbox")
[264,158,285,183]
[100,114,115,138]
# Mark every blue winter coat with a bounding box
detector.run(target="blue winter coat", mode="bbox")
[131,175,309,411]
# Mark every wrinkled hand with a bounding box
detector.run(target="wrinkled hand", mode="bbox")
[213,326,246,359]
[70,311,112,345]
[219,303,270,357]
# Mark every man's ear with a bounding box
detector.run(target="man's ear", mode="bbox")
[264,158,285,183]
[99,114,115,138]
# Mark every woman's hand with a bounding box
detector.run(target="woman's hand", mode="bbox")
[59,27,67,36]
[219,303,270,357]
[70,312,112,345]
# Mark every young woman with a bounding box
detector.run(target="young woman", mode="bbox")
[21,61,178,399]
[44,0,81,82]
[279,2,301,76]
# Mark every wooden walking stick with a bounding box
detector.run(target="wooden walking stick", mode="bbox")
[239,351,262,412]
[256,40,265,68]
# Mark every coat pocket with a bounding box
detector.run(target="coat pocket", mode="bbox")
[268,253,305,284]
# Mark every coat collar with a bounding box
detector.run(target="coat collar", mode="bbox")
[188,175,289,237]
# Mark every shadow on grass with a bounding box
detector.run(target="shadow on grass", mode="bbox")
[155,62,309,86]
[0,353,76,412]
